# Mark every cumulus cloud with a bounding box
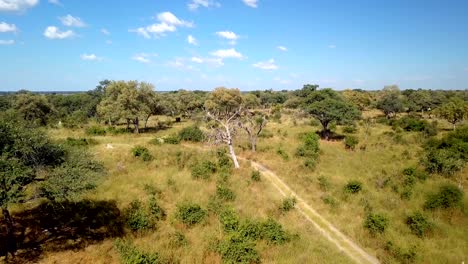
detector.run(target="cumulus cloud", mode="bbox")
[131,11,192,39]
[242,0,258,8]
[191,56,223,67]
[188,0,220,11]
[80,53,102,61]
[0,22,17,32]
[59,14,86,27]
[216,31,239,40]
[253,59,278,70]
[277,46,287,51]
[0,39,14,45]
[101,28,110,36]
[43,26,75,39]
[132,53,157,64]
[211,48,244,59]
[187,35,197,45]
[48,0,62,6]
[0,0,38,12]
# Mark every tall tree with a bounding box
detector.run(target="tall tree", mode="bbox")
[377,87,404,118]
[239,110,268,152]
[13,93,55,125]
[435,98,468,130]
[205,87,243,168]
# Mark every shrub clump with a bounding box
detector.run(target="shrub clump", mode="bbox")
[260,218,291,244]
[280,197,297,212]
[342,125,357,133]
[344,180,362,194]
[251,170,261,182]
[384,241,417,264]
[85,125,107,136]
[296,132,320,169]
[217,234,260,264]
[220,208,240,232]
[424,184,464,210]
[344,135,359,150]
[406,212,433,238]
[191,160,217,180]
[178,126,205,142]
[163,134,181,144]
[114,239,162,264]
[124,200,153,231]
[364,213,389,234]
[65,137,98,147]
[175,202,207,227]
[131,146,153,161]
[216,184,236,201]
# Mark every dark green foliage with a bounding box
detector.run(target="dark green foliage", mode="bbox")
[377,93,404,118]
[406,212,433,238]
[64,137,98,147]
[424,184,464,210]
[342,125,357,133]
[216,184,236,201]
[280,197,297,212]
[364,213,389,234]
[148,195,166,221]
[344,135,359,150]
[422,126,468,175]
[114,239,163,264]
[131,146,153,161]
[191,160,217,180]
[124,200,153,231]
[175,202,207,226]
[296,132,320,169]
[178,126,205,142]
[344,180,362,194]
[384,241,417,264]
[251,170,261,181]
[86,125,107,136]
[163,134,181,144]
[217,234,260,264]
[260,218,291,244]
[238,219,263,241]
[220,208,240,232]
[216,148,232,170]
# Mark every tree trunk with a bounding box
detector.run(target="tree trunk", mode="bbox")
[144,115,150,129]
[228,142,240,169]
[126,119,131,129]
[2,207,16,256]
[251,136,257,152]
[134,117,139,134]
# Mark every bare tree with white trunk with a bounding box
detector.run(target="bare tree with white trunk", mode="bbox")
[239,110,268,152]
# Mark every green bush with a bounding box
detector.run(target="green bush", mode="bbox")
[295,132,320,158]
[107,126,131,135]
[114,239,162,264]
[342,125,357,133]
[124,200,153,231]
[364,213,389,234]
[344,135,359,150]
[385,241,417,264]
[251,170,261,181]
[424,184,464,210]
[191,160,217,180]
[148,195,166,221]
[344,180,362,194]
[131,146,153,161]
[260,218,291,244]
[217,234,260,264]
[85,125,107,136]
[217,184,236,201]
[394,116,431,132]
[220,208,240,232]
[178,126,205,142]
[406,212,433,238]
[176,202,207,226]
[163,134,181,144]
[65,137,98,147]
[280,197,297,212]
[217,148,232,170]
[238,219,263,241]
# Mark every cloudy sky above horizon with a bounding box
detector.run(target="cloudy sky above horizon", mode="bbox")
[1,0,468,91]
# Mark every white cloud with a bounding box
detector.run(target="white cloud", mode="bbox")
[328,44,336,49]
[242,0,258,8]
[132,53,157,64]
[167,57,196,71]
[211,48,244,59]
[188,0,220,11]
[59,14,86,27]
[191,56,223,67]
[216,31,239,40]
[187,35,197,45]
[0,22,17,32]
[277,46,287,51]
[0,0,38,12]
[131,11,192,39]
[80,53,102,61]
[191,56,204,63]
[253,59,278,70]
[43,26,75,39]
[0,39,14,45]
[48,0,62,6]
[101,28,110,36]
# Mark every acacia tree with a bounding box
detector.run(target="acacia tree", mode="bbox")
[13,93,55,125]
[377,86,404,118]
[435,98,468,130]
[205,87,243,169]
[239,110,268,152]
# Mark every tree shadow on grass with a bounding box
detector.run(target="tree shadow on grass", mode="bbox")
[0,199,124,263]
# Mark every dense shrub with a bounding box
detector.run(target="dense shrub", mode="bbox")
[163,134,181,144]
[191,160,217,180]
[216,184,236,201]
[124,200,153,231]
[65,137,98,147]
[114,239,162,264]
[364,213,389,234]
[238,219,263,241]
[344,180,362,194]
[280,197,297,212]
[176,202,207,226]
[148,195,166,221]
[220,208,240,232]
[296,132,320,169]
[424,184,464,210]
[178,126,205,142]
[342,125,357,133]
[217,234,260,264]
[107,126,131,135]
[422,126,467,175]
[85,125,107,136]
[394,116,430,132]
[406,212,433,238]
[217,148,232,170]
[131,146,153,161]
[251,170,261,181]
[260,218,291,244]
[344,135,359,150]
[385,241,417,264]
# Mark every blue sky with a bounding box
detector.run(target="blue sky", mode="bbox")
[1,0,468,91]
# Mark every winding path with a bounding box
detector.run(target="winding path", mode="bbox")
[184,144,380,264]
